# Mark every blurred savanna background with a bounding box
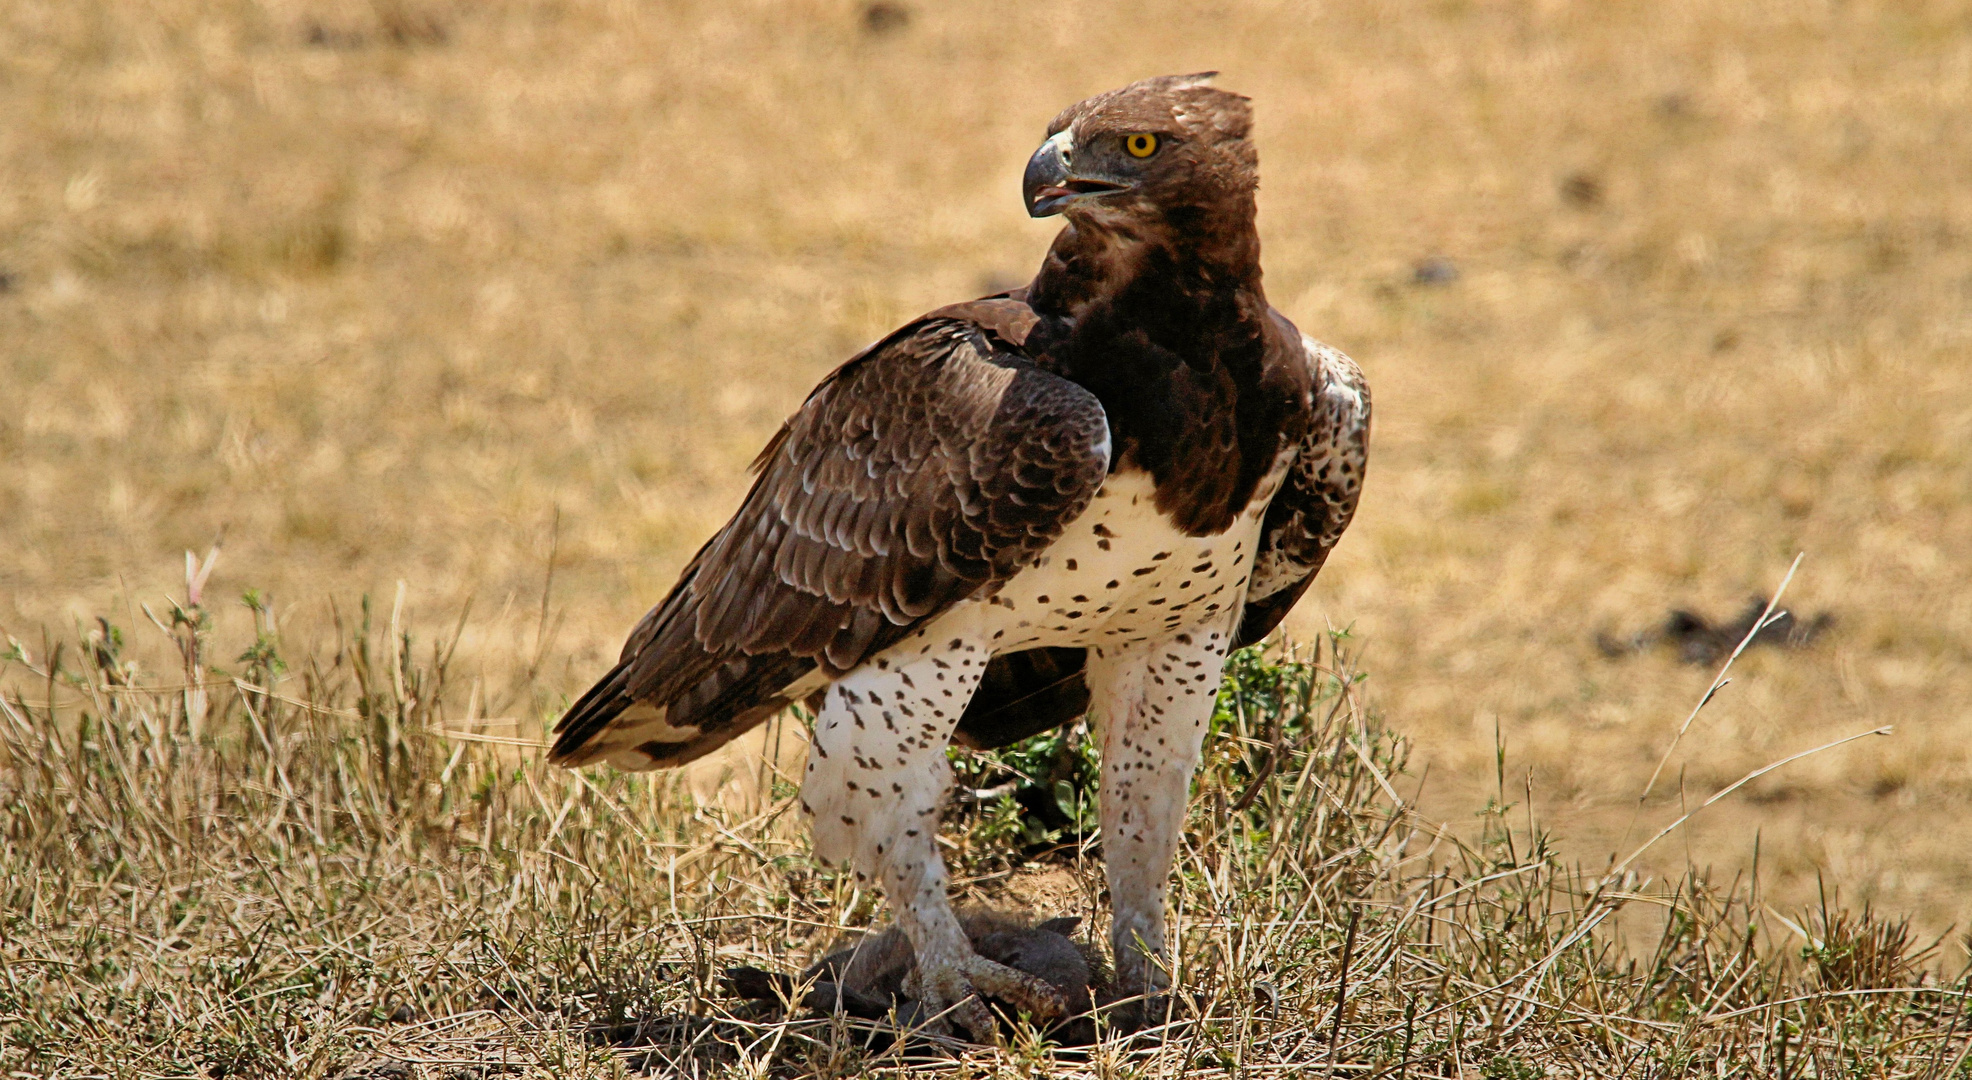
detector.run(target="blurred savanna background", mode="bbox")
[3,0,1969,955]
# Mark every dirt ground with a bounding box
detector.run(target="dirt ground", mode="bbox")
[3,0,1968,949]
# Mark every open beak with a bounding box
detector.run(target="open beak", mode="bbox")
[1023,131,1128,218]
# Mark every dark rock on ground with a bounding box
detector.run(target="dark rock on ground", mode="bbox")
[1598,596,1833,665]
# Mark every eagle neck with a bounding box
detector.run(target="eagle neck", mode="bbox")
[1029,195,1263,328]
[1024,197,1292,536]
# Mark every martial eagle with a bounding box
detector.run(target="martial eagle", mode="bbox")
[550,74,1370,1038]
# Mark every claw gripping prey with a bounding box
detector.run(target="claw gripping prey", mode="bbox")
[725,910,1102,1044]
[905,949,1069,1041]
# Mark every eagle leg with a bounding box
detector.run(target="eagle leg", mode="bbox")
[1087,628,1232,1013]
[800,623,1069,1041]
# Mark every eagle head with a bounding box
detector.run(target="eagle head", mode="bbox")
[1023,73,1256,221]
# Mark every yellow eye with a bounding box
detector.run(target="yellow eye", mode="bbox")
[1124,133,1159,158]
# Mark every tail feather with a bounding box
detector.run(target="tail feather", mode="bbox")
[953,647,1090,751]
[550,649,820,771]
[548,661,638,766]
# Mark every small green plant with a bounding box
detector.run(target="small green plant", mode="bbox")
[1482,1054,1543,1080]
[947,716,1101,863]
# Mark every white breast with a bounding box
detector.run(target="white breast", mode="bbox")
[961,461,1288,657]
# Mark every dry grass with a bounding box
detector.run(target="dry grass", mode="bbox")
[4,0,1972,1068]
[4,574,1968,1077]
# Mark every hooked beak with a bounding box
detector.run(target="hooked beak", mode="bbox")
[1023,130,1128,218]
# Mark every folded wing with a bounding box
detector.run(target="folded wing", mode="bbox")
[550,315,1112,770]
[1236,333,1371,647]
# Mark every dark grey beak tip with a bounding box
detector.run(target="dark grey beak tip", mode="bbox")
[1023,139,1070,218]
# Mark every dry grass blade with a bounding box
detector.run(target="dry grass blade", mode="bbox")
[1636,552,1806,806]
[1615,725,1895,881]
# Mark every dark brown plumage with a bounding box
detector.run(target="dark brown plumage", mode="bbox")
[551,318,1111,769]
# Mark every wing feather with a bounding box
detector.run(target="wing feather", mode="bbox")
[551,314,1111,769]
[1236,330,1371,648]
